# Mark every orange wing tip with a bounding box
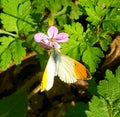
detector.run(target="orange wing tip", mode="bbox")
[74,60,91,80]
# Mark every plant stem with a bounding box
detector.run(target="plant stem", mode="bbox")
[0,29,17,37]
[54,7,67,18]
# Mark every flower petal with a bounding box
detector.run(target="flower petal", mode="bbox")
[47,26,58,38]
[53,42,61,49]
[55,33,68,42]
[34,33,48,42]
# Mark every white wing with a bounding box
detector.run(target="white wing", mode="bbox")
[56,53,77,83]
[41,54,56,91]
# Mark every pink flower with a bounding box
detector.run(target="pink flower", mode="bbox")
[34,26,68,49]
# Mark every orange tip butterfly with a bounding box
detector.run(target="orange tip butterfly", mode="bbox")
[41,48,91,91]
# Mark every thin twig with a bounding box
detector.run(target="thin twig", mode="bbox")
[27,84,42,99]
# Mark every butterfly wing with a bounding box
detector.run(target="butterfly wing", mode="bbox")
[41,55,56,91]
[56,54,91,83]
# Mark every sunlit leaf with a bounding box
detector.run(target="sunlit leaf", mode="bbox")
[10,39,26,65]
[82,46,104,72]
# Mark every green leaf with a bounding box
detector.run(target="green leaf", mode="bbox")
[0,36,15,55]
[115,66,120,79]
[0,48,12,70]
[64,23,84,41]
[64,102,88,117]
[82,46,104,72]
[99,36,111,51]
[61,23,84,60]
[110,0,120,8]
[64,67,120,117]
[0,92,27,117]
[80,0,110,26]
[86,96,109,117]
[97,66,120,117]
[103,8,120,32]
[17,0,35,34]
[56,14,68,26]
[80,0,100,25]
[96,30,112,51]
[1,0,22,32]
[70,3,82,20]
[98,67,120,103]
[10,39,26,65]
[85,7,101,25]
[1,0,34,34]
[61,38,80,60]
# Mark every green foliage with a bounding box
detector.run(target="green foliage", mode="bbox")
[61,23,84,60]
[1,0,118,72]
[65,66,120,117]
[0,36,26,70]
[86,66,120,117]
[86,96,110,117]
[82,46,104,72]
[0,92,28,117]
[80,0,120,32]
[0,36,14,70]
[65,102,88,117]
[62,23,104,72]
[1,0,34,34]
[33,0,82,28]
[10,39,26,64]
[0,0,120,116]
[0,0,34,70]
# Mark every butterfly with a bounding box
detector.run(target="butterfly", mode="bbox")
[41,47,91,91]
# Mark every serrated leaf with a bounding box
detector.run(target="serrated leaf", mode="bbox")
[86,96,109,117]
[1,0,23,32]
[1,0,34,34]
[82,46,104,72]
[98,67,120,102]
[80,0,110,26]
[17,0,35,34]
[0,36,15,55]
[98,67,120,117]
[61,39,80,60]
[64,23,84,41]
[0,48,12,70]
[103,8,120,32]
[61,23,84,60]
[0,92,27,117]
[10,39,26,65]
[97,66,120,117]
[86,7,100,25]
[99,36,111,51]
[115,66,120,79]
[70,4,82,20]
[96,30,112,51]
[87,70,120,117]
